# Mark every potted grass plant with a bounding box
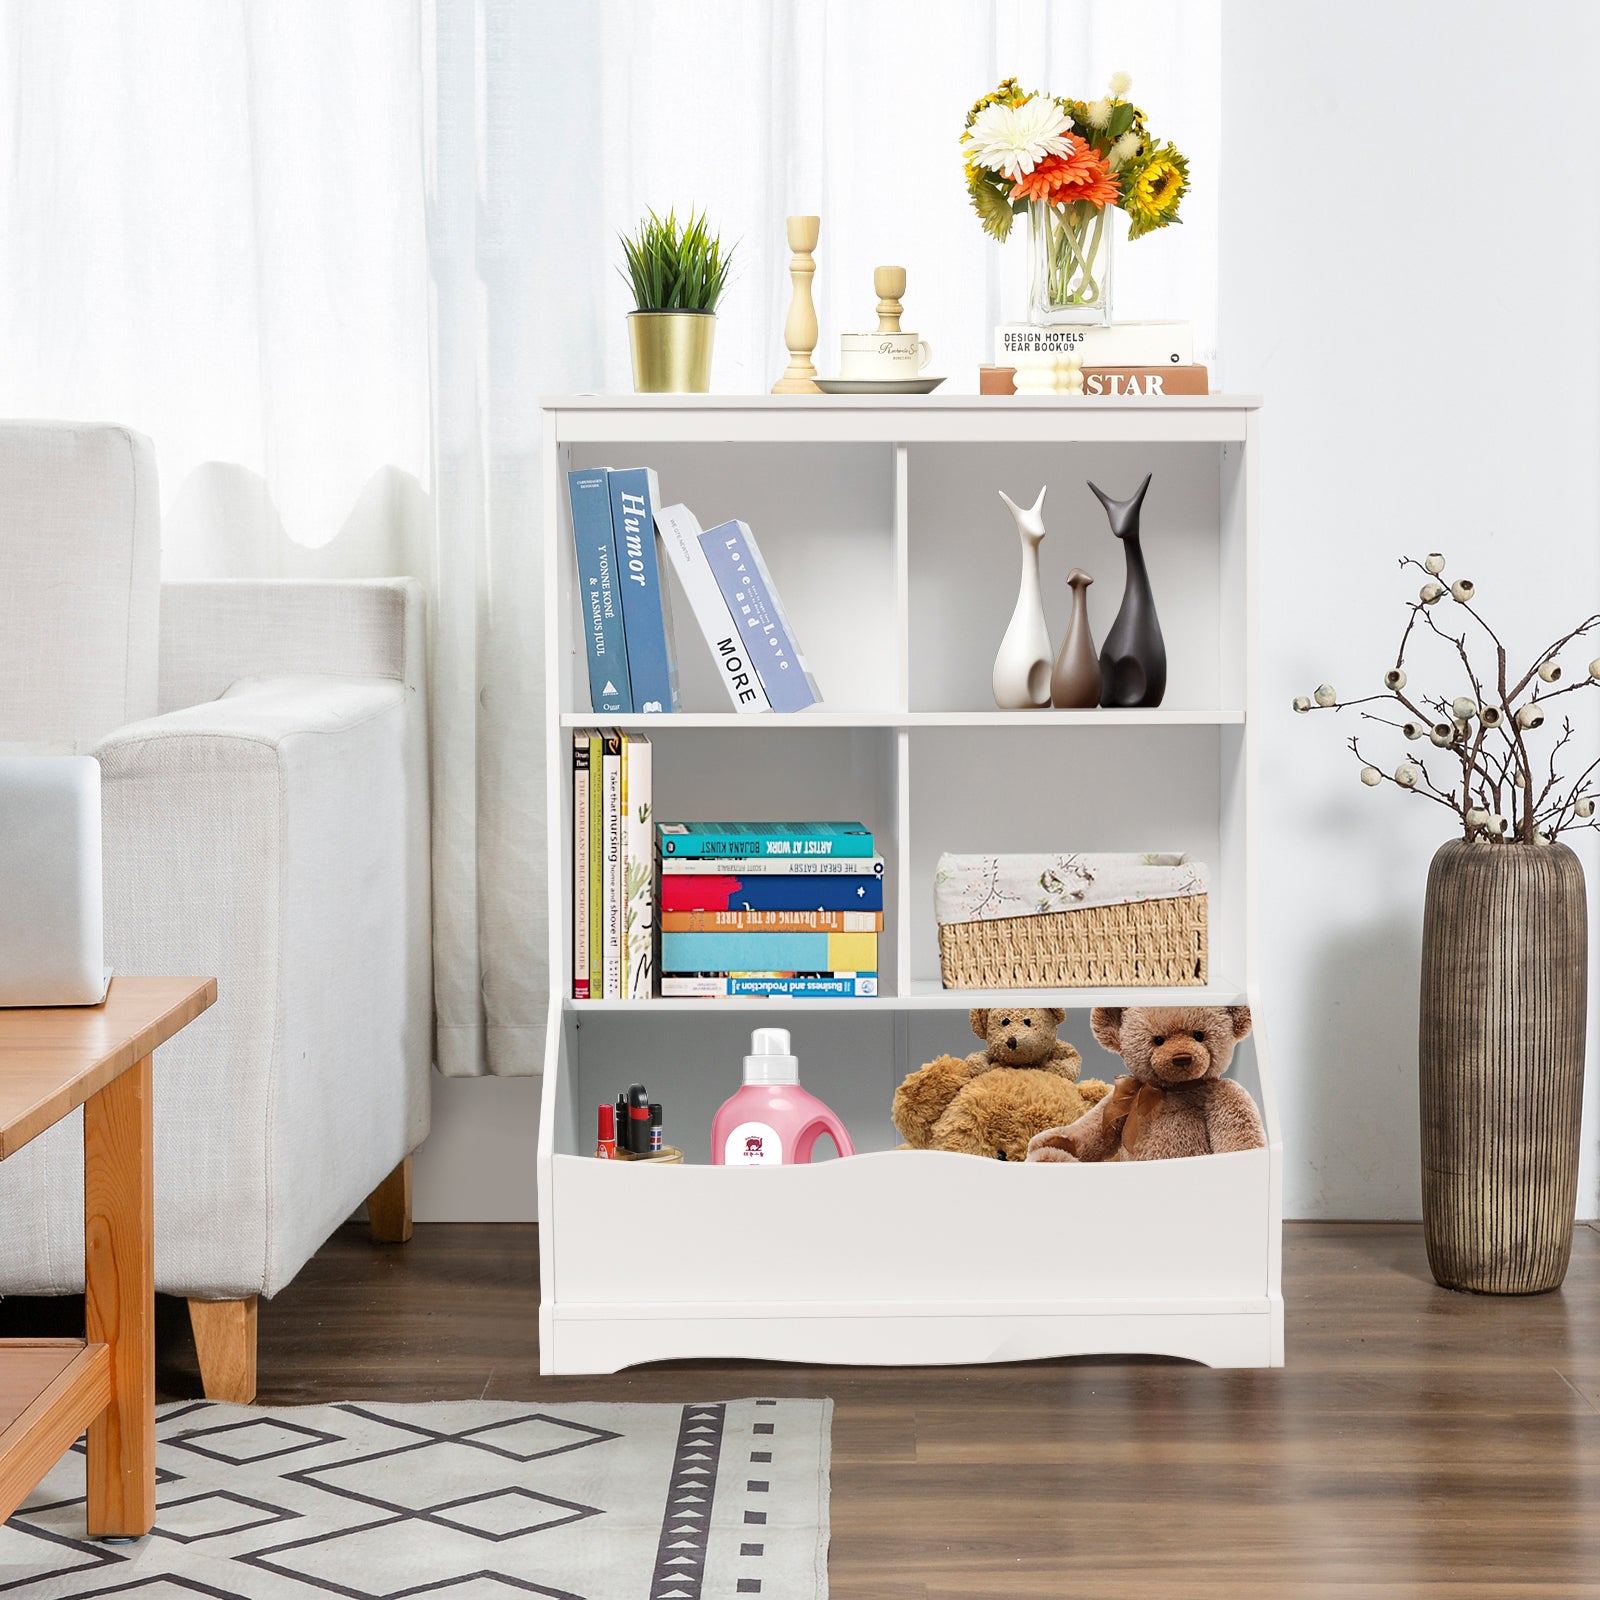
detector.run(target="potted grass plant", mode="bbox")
[620,208,735,393]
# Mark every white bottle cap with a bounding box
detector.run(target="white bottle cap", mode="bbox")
[744,1027,799,1085]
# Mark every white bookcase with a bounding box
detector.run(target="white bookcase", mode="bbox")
[538,395,1282,1375]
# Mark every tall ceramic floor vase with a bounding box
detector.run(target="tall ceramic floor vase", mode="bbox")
[1420,839,1588,1294]
[993,487,1052,709]
[1051,568,1100,707]
[1093,473,1166,708]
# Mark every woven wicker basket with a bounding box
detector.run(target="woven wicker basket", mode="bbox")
[938,894,1208,989]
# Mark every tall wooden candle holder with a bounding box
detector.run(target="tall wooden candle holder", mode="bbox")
[772,215,822,395]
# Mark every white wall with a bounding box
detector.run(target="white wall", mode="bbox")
[1223,0,1600,1218]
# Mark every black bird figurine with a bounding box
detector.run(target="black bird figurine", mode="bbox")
[1092,473,1166,708]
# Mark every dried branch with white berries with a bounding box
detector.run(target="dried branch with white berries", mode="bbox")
[1294,553,1600,844]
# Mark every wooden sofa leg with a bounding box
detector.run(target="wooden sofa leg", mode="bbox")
[366,1154,413,1244]
[188,1297,258,1404]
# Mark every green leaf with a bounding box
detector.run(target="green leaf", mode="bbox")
[1109,102,1136,140]
[617,208,736,311]
[970,177,1015,242]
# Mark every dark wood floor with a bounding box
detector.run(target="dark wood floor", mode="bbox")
[6,1221,1598,1595]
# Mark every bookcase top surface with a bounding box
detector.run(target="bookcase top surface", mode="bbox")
[543,393,1262,411]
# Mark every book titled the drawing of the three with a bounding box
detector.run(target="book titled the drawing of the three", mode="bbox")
[566,467,821,716]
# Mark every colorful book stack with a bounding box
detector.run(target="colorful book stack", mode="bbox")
[571,729,653,999]
[979,320,1210,397]
[657,822,881,998]
[567,467,822,715]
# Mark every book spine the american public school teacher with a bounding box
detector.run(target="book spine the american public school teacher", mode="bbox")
[607,467,679,713]
[657,820,873,859]
[654,502,771,712]
[566,470,632,714]
[699,520,821,713]
[572,731,590,999]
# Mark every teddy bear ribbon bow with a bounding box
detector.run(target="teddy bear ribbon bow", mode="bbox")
[1103,1075,1166,1156]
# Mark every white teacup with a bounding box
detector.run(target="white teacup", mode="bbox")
[839,332,932,381]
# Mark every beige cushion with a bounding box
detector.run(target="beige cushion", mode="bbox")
[0,423,159,749]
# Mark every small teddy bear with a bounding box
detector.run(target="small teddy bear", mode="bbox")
[892,1006,1111,1162]
[1026,1005,1265,1163]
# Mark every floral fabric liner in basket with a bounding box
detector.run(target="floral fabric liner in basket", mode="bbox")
[934,852,1209,989]
[935,852,1207,925]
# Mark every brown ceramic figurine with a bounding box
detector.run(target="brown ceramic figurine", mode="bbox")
[1051,568,1100,707]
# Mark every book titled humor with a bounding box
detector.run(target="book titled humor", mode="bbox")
[607,467,680,713]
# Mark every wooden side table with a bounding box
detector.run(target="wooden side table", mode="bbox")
[0,976,215,1536]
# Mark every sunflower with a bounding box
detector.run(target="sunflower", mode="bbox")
[1124,141,1189,238]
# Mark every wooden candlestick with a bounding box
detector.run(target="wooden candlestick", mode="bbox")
[772,215,822,395]
[874,265,906,333]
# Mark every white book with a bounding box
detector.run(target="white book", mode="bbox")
[602,729,624,999]
[654,502,771,712]
[995,321,1193,368]
[662,853,885,878]
[572,730,591,1000]
[621,731,654,999]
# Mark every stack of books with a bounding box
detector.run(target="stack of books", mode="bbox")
[657,822,882,998]
[979,320,1209,397]
[571,730,653,1000]
[567,468,821,715]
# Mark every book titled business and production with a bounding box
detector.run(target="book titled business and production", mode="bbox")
[601,730,624,999]
[587,730,604,997]
[661,930,878,974]
[659,872,885,913]
[699,520,821,712]
[661,974,879,998]
[607,468,680,713]
[566,470,632,714]
[655,502,771,712]
[658,821,873,859]
[572,730,591,999]
[621,730,654,999]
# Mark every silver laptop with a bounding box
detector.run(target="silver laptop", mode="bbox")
[0,756,111,1006]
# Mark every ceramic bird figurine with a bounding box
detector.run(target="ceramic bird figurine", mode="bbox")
[1093,474,1166,708]
[993,487,1052,709]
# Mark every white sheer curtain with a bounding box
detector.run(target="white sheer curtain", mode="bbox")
[0,0,1217,1076]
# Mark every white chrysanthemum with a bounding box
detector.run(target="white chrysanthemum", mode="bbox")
[1086,97,1113,129]
[966,98,1072,179]
[1109,71,1133,98]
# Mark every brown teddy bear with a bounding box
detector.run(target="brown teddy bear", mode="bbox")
[1026,1004,1264,1163]
[892,1006,1111,1162]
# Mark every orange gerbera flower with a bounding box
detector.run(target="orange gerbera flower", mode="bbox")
[1010,134,1121,208]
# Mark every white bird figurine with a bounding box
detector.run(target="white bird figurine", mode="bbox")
[993,486,1053,708]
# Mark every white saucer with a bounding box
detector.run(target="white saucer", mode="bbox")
[814,376,947,395]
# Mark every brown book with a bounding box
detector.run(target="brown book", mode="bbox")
[979,364,1211,397]
[658,909,883,933]
[1082,364,1209,396]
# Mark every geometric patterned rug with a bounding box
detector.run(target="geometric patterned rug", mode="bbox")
[0,1397,832,1598]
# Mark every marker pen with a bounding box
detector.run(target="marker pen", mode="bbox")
[595,1102,617,1159]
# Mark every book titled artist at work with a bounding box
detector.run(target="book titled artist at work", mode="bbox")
[699,519,821,713]
[566,470,631,715]
[608,467,680,713]
[658,821,873,859]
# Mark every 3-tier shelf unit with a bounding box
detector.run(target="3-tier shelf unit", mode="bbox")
[538,394,1281,1375]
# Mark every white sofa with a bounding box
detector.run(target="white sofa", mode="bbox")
[0,422,432,1401]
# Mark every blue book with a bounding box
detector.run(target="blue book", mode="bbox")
[699,520,821,713]
[608,467,680,713]
[658,821,874,860]
[661,930,877,973]
[567,469,632,714]
[660,873,884,913]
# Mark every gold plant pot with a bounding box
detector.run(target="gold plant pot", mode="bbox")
[627,311,715,393]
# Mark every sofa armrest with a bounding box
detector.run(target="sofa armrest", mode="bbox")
[158,578,424,714]
[89,675,432,1298]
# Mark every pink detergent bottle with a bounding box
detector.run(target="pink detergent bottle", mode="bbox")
[711,1028,855,1165]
